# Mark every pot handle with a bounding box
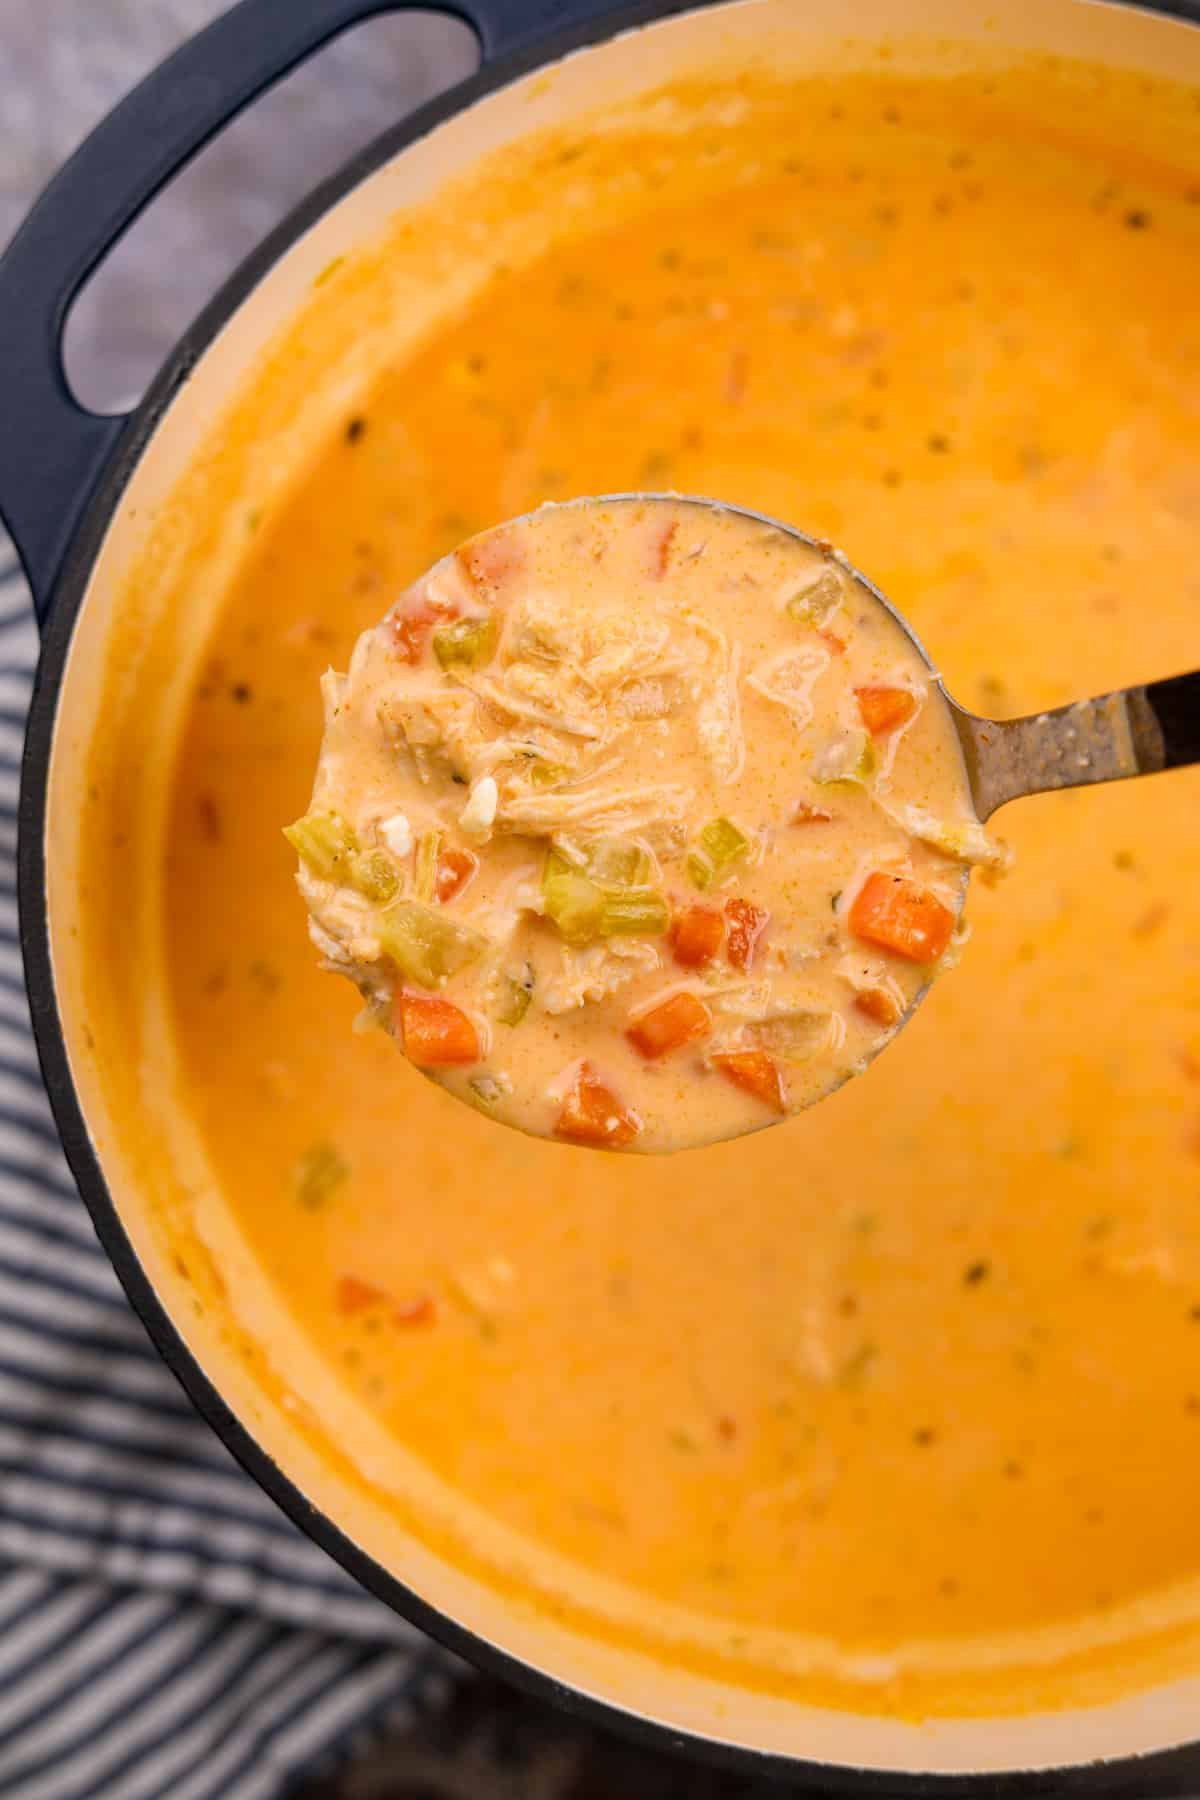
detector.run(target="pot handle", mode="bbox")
[0,0,626,624]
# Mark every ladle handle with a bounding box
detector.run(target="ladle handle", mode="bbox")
[952,670,1200,820]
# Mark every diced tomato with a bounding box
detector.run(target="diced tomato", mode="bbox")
[649,518,678,579]
[848,871,955,964]
[336,1275,386,1316]
[555,1064,642,1148]
[397,993,481,1066]
[725,898,769,972]
[712,1050,787,1115]
[393,1294,437,1328]
[818,629,847,656]
[854,986,902,1028]
[435,846,478,904]
[389,598,456,666]
[669,904,724,968]
[792,800,834,826]
[856,685,917,736]
[457,528,523,593]
[626,992,712,1060]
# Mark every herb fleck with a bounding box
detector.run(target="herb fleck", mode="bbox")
[294,1142,348,1210]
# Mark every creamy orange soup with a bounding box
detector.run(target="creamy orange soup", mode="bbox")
[148,63,1200,1714]
[291,498,995,1150]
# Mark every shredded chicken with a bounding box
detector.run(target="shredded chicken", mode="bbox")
[882,801,1012,874]
[541,939,662,1014]
[747,646,830,729]
[497,780,692,850]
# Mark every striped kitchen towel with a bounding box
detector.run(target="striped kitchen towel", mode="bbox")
[0,542,448,1800]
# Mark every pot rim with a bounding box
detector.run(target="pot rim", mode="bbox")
[16,0,1200,1788]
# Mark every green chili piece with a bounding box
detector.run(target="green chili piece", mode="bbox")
[529,760,565,789]
[350,850,399,904]
[432,615,498,670]
[377,900,487,989]
[497,963,535,1026]
[785,569,843,627]
[283,811,358,881]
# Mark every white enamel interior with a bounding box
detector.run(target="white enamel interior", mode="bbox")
[42,0,1200,1775]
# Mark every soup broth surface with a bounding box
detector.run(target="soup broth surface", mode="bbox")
[158,62,1200,1712]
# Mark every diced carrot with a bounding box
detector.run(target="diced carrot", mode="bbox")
[855,987,902,1028]
[856,685,918,736]
[397,993,481,1066]
[818,629,847,656]
[435,846,478,904]
[669,904,724,968]
[848,871,955,964]
[626,992,712,1060]
[712,1050,787,1115]
[725,898,769,972]
[457,528,523,593]
[337,1275,386,1316]
[555,1063,642,1148]
[393,1294,437,1328]
[389,598,456,666]
[792,800,834,826]
[649,518,678,579]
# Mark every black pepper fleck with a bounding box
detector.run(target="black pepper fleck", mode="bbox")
[231,683,252,704]
[1124,208,1150,230]
[345,416,367,444]
[964,1260,990,1286]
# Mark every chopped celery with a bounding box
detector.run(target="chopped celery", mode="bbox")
[811,731,876,789]
[414,831,443,902]
[432,614,498,669]
[687,816,749,891]
[377,900,487,989]
[543,870,606,945]
[598,891,670,937]
[283,810,358,881]
[285,812,400,903]
[543,844,668,944]
[785,569,843,627]
[350,850,399,904]
[497,963,535,1026]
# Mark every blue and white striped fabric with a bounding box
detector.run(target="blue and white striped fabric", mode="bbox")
[0,541,447,1798]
